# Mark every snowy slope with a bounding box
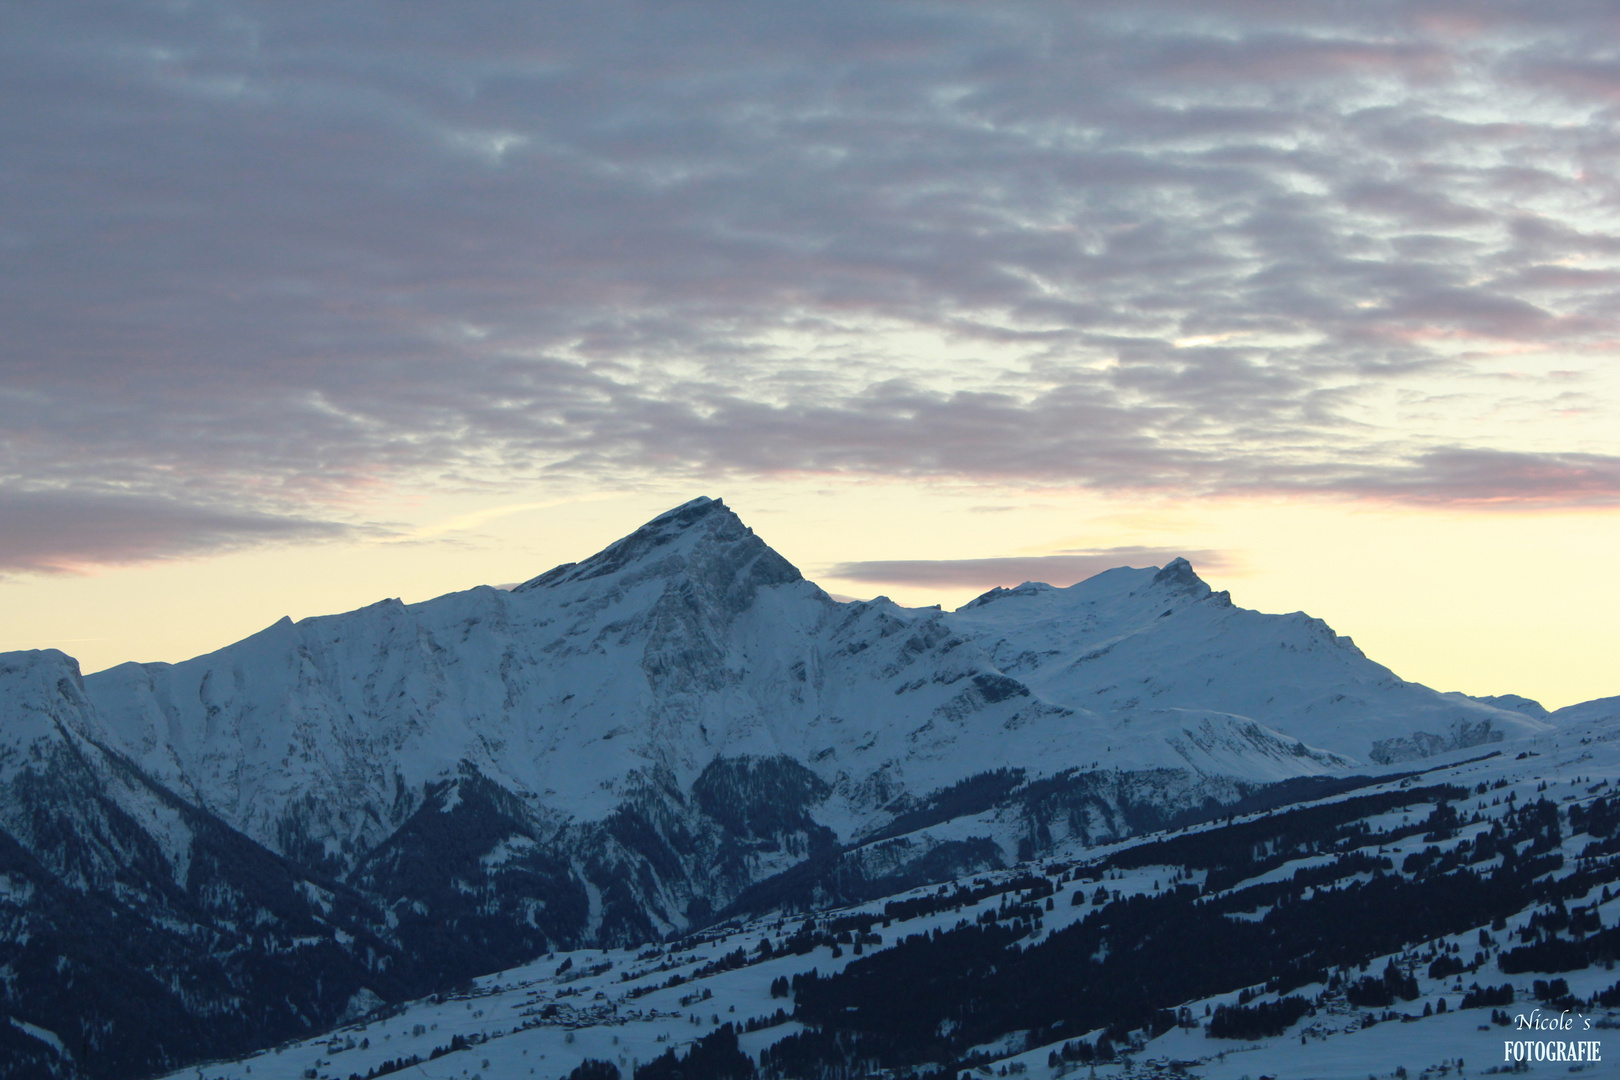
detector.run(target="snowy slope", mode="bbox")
[0,651,415,1080]
[155,708,1620,1080]
[947,558,1550,765]
[1551,695,1620,726]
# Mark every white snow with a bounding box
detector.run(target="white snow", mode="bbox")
[143,714,1620,1080]
[47,500,1560,881]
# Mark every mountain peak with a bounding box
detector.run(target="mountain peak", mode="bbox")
[659,495,723,519]
[1151,556,1209,597]
[512,497,800,593]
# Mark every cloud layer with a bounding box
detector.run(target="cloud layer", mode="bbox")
[0,491,345,575]
[826,548,1229,592]
[6,1,1620,567]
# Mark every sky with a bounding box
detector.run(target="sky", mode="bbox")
[3,1,1619,709]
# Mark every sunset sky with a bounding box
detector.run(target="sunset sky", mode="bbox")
[4,1,1618,709]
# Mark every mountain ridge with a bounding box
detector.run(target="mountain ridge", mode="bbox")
[0,496,1602,1080]
[14,496,1567,885]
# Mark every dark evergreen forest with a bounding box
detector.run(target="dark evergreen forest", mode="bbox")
[628,784,1620,1080]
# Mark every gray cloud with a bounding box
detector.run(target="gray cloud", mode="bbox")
[825,548,1230,591]
[1327,449,1620,507]
[0,490,347,575]
[5,1,1620,569]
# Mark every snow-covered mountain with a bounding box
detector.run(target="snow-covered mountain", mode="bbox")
[0,650,409,1080]
[79,497,1546,872]
[0,496,1596,1079]
[141,705,1620,1080]
[948,557,1540,766]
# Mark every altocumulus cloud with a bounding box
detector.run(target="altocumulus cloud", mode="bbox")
[5,0,1620,568]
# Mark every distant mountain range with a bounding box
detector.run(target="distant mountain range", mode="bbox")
[2,496,1613,1079]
